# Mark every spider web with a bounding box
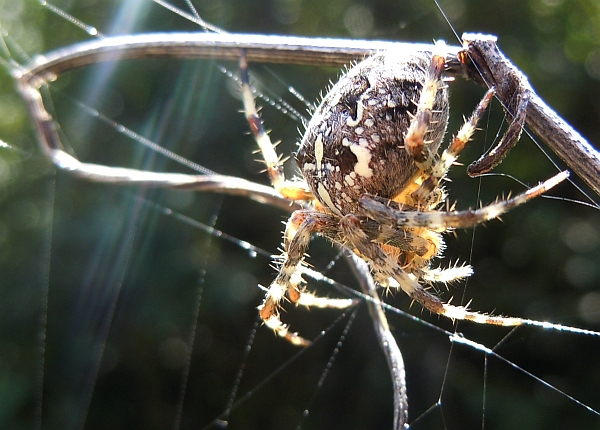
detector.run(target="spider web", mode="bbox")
[1,1,600,429]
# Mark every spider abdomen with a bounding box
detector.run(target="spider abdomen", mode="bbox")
[296,51,449,215]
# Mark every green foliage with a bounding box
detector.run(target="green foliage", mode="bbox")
[0,1,599,429]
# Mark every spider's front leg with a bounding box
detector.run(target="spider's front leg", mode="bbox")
[259,210,355,346]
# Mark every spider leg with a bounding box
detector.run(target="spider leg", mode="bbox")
[321,217,437,258]
[467,90,529,176]
[260,210,355,346]
[359,170,569,230]
[411,88,495,204]
[458,37,533,177]
[339,214,536,326]
[404,41,447,171]
[240,52,313,201]
[422,265,473,284]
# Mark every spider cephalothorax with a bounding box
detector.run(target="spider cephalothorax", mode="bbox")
[240,42,567,345]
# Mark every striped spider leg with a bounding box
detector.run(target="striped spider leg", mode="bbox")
[241,45,569,345]
[240,53,357,346]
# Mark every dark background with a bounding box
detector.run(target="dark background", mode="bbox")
[1,0,600,429]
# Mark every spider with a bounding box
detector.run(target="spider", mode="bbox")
[13,30,572,349]
[240,41,568,346]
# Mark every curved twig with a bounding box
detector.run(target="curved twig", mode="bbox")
[346,252,408,430]
[461,33,600,196]
[12,32,600,197]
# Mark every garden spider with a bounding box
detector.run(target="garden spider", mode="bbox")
[11,20,600,427]
[241,42,568,346]
[14,31,578,349]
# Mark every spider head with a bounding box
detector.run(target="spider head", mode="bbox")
[296,50,449,216]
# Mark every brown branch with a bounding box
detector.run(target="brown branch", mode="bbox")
[460,33,600,197]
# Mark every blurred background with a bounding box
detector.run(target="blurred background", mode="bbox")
[1,0,600,429]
